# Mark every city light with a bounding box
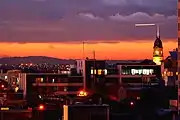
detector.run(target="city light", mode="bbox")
[77,90,88,97]
[131,69,154,75]
[130,102,134,106]
[38,104,45,110]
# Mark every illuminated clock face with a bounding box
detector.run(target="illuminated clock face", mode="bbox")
[155,50,159,55]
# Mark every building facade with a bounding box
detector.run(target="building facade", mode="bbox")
[76,59,107,90]
[17,73,84,101]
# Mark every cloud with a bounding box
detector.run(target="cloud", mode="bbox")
[100,0,176,16]
[102,0,127,6]
[0,12,176,43]
[102,0,176,8]
[14,26,64,32]
[32,0,46,1]
[78,13,103,20]
[109,12,167,23]
[0,0,176,43]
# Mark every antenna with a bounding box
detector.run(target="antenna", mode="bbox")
[93,50,96,85]
[135,23,160,38]
[157,24,160,38]
[82,41,85,60]
[93,50,95,60]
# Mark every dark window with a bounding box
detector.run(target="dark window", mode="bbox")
[105,78,118,83]
[67,86,81,91]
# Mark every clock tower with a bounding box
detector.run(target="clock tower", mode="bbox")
[153,25,163,65]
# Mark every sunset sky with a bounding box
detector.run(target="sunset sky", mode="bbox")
[0,0,177,60]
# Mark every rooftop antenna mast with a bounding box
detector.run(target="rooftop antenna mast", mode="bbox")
[93,50,96,85]
[135,23,160,38]
[93,50,96,60]
[82,41,85,60]
[156,24,160,38]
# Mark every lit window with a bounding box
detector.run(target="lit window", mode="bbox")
[170,72,173,76]
[104,69,107,75]
[41,78,43,82]
[16,78,19,84]
[150,69,154,74]
[64,87,67,91]
[94,70,96,75]
[176,72,178,75]
[131,69,154,75]
[15,87,19,92]
[91,69,93,75]
[167,72,170,76]
[138,69,143,74]
[98,69,102,75]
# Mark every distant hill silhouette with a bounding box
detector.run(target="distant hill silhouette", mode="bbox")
[0,56,76,64]
[0,56,153,65]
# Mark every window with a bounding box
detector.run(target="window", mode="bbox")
[98,69,102,75]
[36,78,43,83]
[91,69,93,74]
[94,70,97,74]
[131,69,154,75]
[104,69,108,75]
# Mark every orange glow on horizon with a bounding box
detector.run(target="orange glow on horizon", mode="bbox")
[0,40,176,60]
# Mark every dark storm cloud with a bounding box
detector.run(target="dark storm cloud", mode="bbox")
[0,0,177,43]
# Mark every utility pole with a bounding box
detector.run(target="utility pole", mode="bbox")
[93,50,96,85]
[93,50,95,60]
